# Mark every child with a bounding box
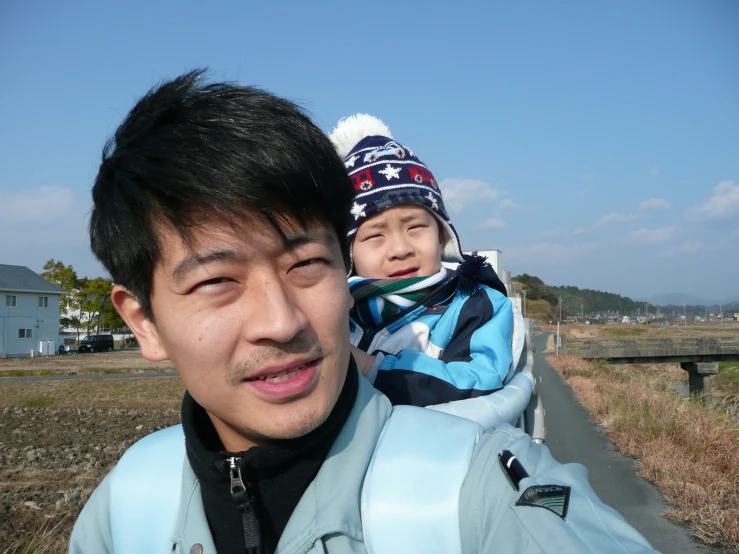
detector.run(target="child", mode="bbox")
[329,114,515,407]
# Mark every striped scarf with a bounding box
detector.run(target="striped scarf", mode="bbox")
[349,267,448,328]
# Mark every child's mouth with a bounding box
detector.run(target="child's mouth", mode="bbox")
[388,267,419,278]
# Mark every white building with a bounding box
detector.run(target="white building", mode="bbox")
[0,264,64,357]
[444,249,512,294]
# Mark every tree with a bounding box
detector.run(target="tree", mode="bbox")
[41,259,81,334]
[79,277,125,334]
[525,299,554,323]
[41,260,127,342]
[512,274,559,306]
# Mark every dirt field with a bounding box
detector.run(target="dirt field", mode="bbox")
[0,352,183,551]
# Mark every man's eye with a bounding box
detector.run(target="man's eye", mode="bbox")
[195,277,233,288]
[293,258,328,269]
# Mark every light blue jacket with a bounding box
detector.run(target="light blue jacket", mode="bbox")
[351,278,514,407]
[69,373,658,553]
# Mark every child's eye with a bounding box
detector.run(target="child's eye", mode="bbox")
[363,234,382,241]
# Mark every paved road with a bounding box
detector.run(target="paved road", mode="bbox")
[536,331,724,553]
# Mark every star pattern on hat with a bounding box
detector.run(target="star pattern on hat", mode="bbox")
[345,154,359,168]
[351,201,367,220]
[425,192,439,211]
[378,164,401,180]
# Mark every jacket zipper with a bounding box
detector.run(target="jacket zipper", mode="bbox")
[227,456,262,553]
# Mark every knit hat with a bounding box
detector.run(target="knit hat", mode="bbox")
[329,114,464,265]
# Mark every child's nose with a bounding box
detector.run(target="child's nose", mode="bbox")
[387,235,413,259]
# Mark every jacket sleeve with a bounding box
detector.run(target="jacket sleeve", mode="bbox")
[459,425,659,553]
[372,288,514,406]
[69,474,115,554]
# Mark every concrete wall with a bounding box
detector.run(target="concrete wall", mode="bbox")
[0,292,61,357]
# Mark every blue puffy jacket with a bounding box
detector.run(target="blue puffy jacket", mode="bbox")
[351,259,514,407]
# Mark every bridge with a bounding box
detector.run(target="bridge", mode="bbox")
[561,336,739,401]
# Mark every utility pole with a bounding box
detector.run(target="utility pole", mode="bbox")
[556,296,562,357]
[720,303,723,325]
[522,290,527,318]
[683,303,687,325]
[580,304,584,324]
[558,297,562,323]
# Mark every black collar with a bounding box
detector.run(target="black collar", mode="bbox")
[182,360,359,554]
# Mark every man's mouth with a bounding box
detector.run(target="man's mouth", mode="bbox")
[388,267,419,278]
[247,360,315,383]
[242,357,322,400]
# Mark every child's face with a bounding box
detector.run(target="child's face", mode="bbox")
[353,205,444,279]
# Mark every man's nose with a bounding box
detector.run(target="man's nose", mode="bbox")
[241,275,308,344]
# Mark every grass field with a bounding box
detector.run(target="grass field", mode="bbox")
[540,321,739,339]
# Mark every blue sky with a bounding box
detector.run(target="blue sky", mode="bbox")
[1,0,738,303]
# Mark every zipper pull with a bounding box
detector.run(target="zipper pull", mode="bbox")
[228,456,246,497]
[226,456,261,551]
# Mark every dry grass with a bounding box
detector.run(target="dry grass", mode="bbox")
[557,322,739,340]
[543,333,555,354]
[0,377,185,409]
[1,515,72,554]
[0,350,174,376]
[549,354,739,551]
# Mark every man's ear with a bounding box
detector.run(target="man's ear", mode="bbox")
[111,285,169,362]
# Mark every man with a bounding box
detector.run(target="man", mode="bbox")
[70,70,657,553]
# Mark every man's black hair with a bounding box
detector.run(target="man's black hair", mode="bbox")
[90,69,353,319]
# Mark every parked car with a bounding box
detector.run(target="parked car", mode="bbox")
[78,335,115,353]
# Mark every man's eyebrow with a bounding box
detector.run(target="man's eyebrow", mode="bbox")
[172,249,243,282]
[281,229,337,250]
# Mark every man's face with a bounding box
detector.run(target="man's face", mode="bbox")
[123,214,352,451]
[352,205,444,279]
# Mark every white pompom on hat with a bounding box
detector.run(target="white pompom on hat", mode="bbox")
[330,114,394,158]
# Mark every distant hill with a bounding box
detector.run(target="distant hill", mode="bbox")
[513,275,738,316]
[512,274,637,316]
[548,285,638,315]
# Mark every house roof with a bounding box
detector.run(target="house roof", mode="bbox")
[0,264,65,294]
